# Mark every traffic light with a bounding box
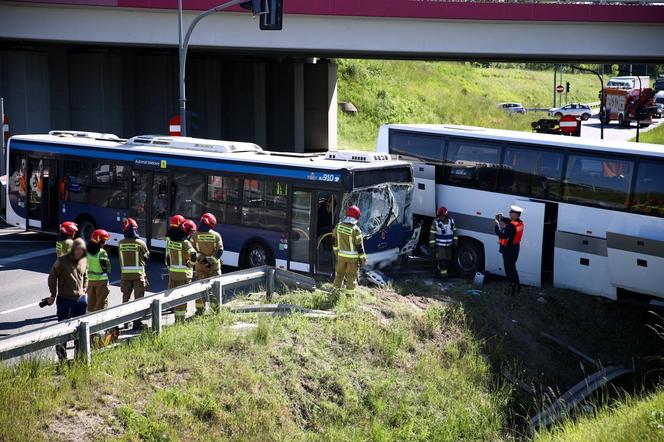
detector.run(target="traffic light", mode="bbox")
[566,82,571,93]
[240,0,282,30]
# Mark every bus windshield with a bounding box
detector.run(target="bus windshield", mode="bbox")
[342,182,413,238]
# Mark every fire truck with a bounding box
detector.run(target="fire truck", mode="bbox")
[600,76,657,128]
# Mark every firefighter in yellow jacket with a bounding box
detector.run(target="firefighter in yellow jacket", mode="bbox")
[332,205,366,298]
[167,218,198,323]
[191,212,223,314]
[87,229,111,312]
[119,217,150,329]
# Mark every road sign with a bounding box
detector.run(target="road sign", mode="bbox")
[559,115,578,134]
[556,84,564,94]
[169,115,181,136]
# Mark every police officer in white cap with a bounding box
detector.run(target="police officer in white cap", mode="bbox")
[495,205,525,295]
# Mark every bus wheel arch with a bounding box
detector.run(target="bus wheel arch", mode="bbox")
[455,237,485,277]
[240,238,275,268]
[74,215,97,242]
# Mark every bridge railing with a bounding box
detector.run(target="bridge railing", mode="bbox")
[0,266,317,365]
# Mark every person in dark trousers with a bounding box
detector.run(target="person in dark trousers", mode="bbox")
[495,205,525,295]
[47,238,88,361]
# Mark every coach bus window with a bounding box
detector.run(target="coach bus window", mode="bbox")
[630,160,664,216]
[63,161,90,204]
[388,131,445,162]
[174,173,205,219]
[444,141,501,191]
[206,175,242,224]
[500,147,563,199]
[563,154,633,209]
[8,153,27,209]
[242,179,288,231]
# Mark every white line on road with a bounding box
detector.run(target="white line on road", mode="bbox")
[0,249,53,268]
[0,302,40,315]
[0,240,53,244]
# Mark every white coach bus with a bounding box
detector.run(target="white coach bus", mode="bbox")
[377,124,664,302]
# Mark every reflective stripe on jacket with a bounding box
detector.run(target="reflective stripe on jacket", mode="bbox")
[429,217,456,248]
[87,249,110,282]
[55,239,73,257]
[119,238,149,278]
[191,231,223,270]
[333,221,365,261]
[167,239,196,280]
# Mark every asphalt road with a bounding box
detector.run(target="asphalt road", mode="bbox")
[580,115,664,142]
[0,226,173,339]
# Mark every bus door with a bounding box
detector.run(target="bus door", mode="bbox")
[513,199,546,287]
[289,188,313,273]
[130,170,171,248]
[26,158,58,231]
[314,190,338,276]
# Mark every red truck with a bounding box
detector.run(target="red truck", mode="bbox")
[600,76,657,128]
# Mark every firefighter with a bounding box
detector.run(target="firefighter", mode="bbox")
[166,214,186,241]
[86,229,111,312]
[119,218,150,330]
[47,238,88,361]
[332,205,366,299]
[56,221,78,257]
[166,218,198,323]
[191,213,223,314]
[495,205,525,295]
[429,206,457,280]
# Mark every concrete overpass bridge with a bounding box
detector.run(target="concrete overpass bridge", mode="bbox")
[0,1,663,151]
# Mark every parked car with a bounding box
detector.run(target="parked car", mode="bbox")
[655,91,664,118]
[497,102,526,114]
[548,103,592,121]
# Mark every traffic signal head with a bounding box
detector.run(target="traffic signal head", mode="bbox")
[566,82,571,93]
[240,0,282,30]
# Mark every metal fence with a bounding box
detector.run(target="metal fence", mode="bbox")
[0,266,316,365]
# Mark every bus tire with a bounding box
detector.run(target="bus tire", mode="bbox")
[242,241,274,268]
[455,238,484,278]
[75,216,97,243]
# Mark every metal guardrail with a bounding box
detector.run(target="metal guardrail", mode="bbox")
[0,266,316,365]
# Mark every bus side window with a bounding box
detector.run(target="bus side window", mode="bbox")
[563,154,634,209]
[174,173,205,220]
[206,175,242,224]
[499,146,563,199]
[388,130,445,163]
[630,160,664,216]
[63,160,90,204]
[444,141,500,191]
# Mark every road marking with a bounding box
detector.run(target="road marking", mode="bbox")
[0,248,53,268]
[0,302,40,315]
[0,240,53,244]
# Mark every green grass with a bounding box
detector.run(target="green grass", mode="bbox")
[634,121,664,144]
[534,389,664,442]
[337,60,604,150]
[0,289,508,441]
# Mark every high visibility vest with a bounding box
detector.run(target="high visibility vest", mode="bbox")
[191,231,223,268]
[430,218,455,248]
[333,221,365,260]
[119,238,148,276]
[498,220,524,246]
[87,249,110,281]
[55,238,73,257]
[167,239,196,279]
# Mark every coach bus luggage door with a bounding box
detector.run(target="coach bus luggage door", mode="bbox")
[513,200,545,287]
[289,188,313,273]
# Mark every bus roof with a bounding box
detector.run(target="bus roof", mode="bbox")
[381,124,664,159]
[10,133,410,172]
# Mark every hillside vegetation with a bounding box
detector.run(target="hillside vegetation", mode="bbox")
[0,288,507,441]
[635,121,664,144]
[337,60,604,149]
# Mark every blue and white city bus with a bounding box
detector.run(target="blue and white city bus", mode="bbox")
[6,131,416,275]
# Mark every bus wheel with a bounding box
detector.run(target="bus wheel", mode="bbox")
[76,217,96,243]
[455,238,484,278]
[244,242,274,268]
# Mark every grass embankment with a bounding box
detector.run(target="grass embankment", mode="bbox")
[337,60,603,149]
[634,121,664,144]
[0,289,507,441]
[535,389,664,442]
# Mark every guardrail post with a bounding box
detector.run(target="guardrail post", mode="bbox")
[212,280,223,309]
[266,267,276,301]
[77,322,91,366]
[151,299,163,335]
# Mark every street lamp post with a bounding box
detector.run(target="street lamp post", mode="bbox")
[177,0,249,137]
[570,65,604,140]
